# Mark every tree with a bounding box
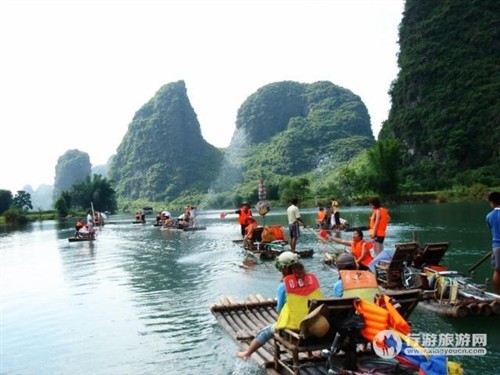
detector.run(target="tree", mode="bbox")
[71,174,117,212]
[12,191,33,211]
[366,140,401,197]
[280,177,311,204]
[54,196,69,217]
[0,189,13,214]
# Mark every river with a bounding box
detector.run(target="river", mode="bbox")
[1,202,499,375]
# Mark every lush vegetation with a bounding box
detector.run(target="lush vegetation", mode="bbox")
[1,174,117,224]
[54,174,117,217]
[379,0,500,191]
[233,81,374,179]
[0,189,33,225]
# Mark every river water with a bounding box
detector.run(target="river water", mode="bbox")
[1,202,499,375]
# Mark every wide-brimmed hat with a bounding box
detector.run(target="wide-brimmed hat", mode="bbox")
[240,202,250,207]
[300,304,330,338]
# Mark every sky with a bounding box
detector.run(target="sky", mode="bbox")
[0,0,404,194]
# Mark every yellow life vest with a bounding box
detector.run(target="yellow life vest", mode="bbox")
[340,270,379,302]
[275,273,323,331]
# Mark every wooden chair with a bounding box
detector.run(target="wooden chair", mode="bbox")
[375,242,420,288]
[273,297,360,375]
[412,242,450,268]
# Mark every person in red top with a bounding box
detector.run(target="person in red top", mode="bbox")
[221,202,253,237]
[368,197,391,256]
[326,229,374,270]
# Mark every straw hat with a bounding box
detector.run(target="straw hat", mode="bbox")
[300,304,330,338]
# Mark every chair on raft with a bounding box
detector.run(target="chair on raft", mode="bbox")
[412,242,450,268]
[272,297,361,375]
[375,242,420,289]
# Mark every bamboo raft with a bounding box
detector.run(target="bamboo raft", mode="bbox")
[210,293,421,375]
[210,294,330,374]
[68,235,96,242]
[232,239,315,260]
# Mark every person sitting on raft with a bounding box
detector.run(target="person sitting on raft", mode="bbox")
[176,212,190,229]
[243,216,259,249]
[315,207,328,229]
[75,218,84,237]
[326,229,374,271]
[236,251,323,361]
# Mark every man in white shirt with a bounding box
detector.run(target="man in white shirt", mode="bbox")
[86,209,95,237]
[286,198,306,252]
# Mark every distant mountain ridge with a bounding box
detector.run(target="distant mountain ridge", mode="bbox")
[105,80,373,201]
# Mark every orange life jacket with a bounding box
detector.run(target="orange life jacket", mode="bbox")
[238,208,252,225]
[351,240,374,267]
[317,210,327,221]
[261,225,285,242]
[354,294,410,341]
[275,273,323,331]
[369,207,389,237]
[381,295,410,335]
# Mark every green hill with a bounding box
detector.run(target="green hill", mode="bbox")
[230,80,374,181]
[108,81,224,201]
